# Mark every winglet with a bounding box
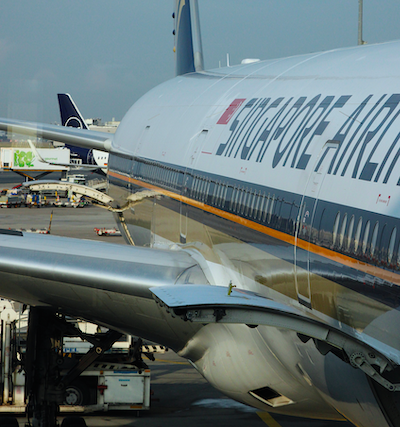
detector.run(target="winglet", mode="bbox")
[27,139,46,163]
[173,0,204,76]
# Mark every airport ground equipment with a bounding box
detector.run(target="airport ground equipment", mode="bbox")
[0,303,152,423]
[93,227,121,236]
[23,181,113,207]
[0,190,23,208]
[0,147,70,172]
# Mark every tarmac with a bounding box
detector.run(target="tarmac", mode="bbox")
[0,172,354,427]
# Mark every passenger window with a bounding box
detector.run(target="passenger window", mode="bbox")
[235,187,241,212]
[219,184,224,206]
[253,192,260,219]
[219,183,224,206]
[222,185,228,208]
[317,208,326,243]
[205,180,211,202]
[370,222,379,256]
[211,181,218,205]
[339,213,347,248]
[195,179,200,198]
[258,193,266,221]
[388,228,397,264]
[231,187,237,211]
[346,215,355,251]
[240,189,247,215]
[262,194,270,223]
[354,217,363,252]
[249,190,256,217]
[332,212,340,246]
[190,178,195,197]
[362,220,370,254]
[268,195,275,224]
[238,188,244,213]
[243,189,248,216]
[196,179,202,199]
[199,179,204,199]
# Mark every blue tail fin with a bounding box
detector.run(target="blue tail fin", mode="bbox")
[57,93,88,130]
[57,93,93,164]
[173,0,203,76]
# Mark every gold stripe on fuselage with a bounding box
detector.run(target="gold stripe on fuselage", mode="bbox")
[108,170,400,286]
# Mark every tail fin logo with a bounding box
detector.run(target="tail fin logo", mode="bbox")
[65,116,84,129]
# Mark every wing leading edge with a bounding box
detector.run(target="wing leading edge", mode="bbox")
[0,231,208,347]
[0,118,116,153]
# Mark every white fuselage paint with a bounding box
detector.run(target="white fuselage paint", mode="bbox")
[107,41,400,427]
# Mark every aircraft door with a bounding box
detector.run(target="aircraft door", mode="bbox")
[295,140,339,308]
[180,130,209,243]
[180,174,189,244]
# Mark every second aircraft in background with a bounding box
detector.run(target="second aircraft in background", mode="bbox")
[58,93,110,171]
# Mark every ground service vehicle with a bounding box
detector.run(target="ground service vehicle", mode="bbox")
[0,303,151,413]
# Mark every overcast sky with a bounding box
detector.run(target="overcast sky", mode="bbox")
[0,0,399,124]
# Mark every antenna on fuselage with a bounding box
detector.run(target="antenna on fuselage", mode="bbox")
[358,0,367,45]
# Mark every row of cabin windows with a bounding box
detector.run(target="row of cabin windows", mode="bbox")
[211,181,228,208]
[190,177,282,225]
[133,161,181,190]
[131,160,400,268]
[191,178,300,235]
[190,176,210,202]
[131,160,297,231]
[330,211,398,266]
[229,187,275,223]
[133,162,300,233]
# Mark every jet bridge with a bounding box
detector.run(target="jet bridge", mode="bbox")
[23,180,113,207]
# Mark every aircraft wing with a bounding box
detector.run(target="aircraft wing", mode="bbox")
[0,230,207,334]
[152,284,336,342]
[152,284,400,387]
[0,117,114,153]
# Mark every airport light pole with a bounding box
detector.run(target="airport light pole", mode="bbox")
[358,0,366,45]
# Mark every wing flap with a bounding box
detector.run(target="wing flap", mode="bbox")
[151,284,400,372]
[151,284,329,340]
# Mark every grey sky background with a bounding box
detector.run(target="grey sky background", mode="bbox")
[0,0,399,125]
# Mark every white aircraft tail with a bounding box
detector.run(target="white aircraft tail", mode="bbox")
[173,0,204,75]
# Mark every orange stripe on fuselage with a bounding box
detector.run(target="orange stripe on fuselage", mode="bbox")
[108,170,400,286]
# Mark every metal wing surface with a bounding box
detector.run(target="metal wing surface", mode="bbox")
[0,118,114,153]
[0,231,208,345]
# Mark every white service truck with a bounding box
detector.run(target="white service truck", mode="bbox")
[0,147,70,171]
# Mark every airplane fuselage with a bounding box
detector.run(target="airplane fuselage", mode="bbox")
[103,41,400,426]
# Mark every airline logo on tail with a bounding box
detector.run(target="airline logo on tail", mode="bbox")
[58,93,89,130]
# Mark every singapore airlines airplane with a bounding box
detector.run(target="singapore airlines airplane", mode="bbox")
[0,1,400,426]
